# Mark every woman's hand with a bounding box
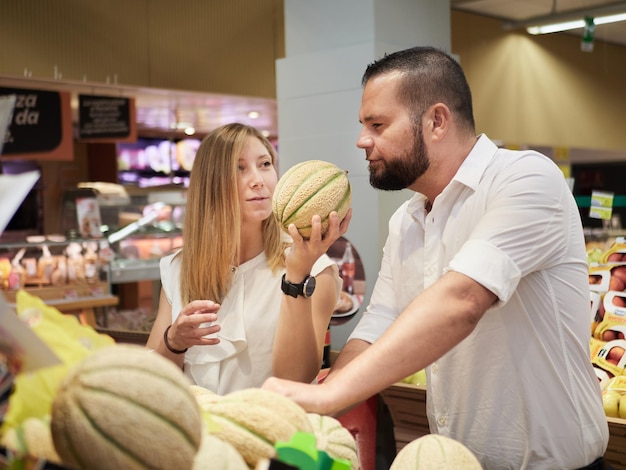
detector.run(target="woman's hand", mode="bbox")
[167,300,222,350]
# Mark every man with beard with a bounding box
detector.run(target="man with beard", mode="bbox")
[263,46,609,469]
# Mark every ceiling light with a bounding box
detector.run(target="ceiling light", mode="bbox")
[247,111,260,119]
[527,12,626,34]
[527,20,585,35]
[593,12,626,25]
[503,1,626,35]
[184,127,196,136]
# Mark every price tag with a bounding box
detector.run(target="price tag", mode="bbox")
[589,190,614,220]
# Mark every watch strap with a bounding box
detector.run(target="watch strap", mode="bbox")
[281,273,315,298]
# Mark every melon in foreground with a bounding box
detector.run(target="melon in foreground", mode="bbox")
[306,413,359,469]
[190,384,222,407]
[273,159,351,238]
[51,345,203,470]
[390,434,482,470]
[198,387,313,468]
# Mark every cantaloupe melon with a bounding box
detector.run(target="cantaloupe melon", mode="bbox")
[390,434,482,470]
[193,429,248,470]
[190,384,222,408]
[306,413,359,469]
[222,388,312,433]
[273,160,351,238]
[50,345,203,470]
[197,388,313,468]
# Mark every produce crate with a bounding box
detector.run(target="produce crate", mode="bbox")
[381,382,626,469]
[379,382,429,453]
[606,417,626,470]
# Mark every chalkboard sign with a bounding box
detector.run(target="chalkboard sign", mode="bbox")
[0,87,63,154]
[78,94,131,140]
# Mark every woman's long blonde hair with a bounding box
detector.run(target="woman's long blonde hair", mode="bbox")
[179,123,286,304]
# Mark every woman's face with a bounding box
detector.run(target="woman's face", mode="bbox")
[237,136,278,224]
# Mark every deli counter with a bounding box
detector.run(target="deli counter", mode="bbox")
[0,183,186,335]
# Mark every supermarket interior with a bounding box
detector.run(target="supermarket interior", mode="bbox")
[1,1,626,469]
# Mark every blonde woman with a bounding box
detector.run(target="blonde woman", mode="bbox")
[147,123,349,394]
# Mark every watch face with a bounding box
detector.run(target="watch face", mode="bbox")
[304,275,316,297]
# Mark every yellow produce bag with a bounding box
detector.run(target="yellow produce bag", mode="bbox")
[1,289,115,433]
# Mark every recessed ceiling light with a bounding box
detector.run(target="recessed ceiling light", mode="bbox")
[184,127,196,136]
[248,111,260,119]
[261,130,270,137]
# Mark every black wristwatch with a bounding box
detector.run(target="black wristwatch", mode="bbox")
[281,273,316,298]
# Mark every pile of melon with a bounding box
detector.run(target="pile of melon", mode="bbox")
[1,343,484,469]
[1,344,360,469]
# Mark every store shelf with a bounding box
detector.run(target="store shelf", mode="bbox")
[96,327,150,345]
[40,295,118,311]
[3,281,118,327]
[108,259,161,284]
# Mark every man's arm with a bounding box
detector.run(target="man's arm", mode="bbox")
[327,271,496,410]
[263,270,497,416]
[325,338,370,382]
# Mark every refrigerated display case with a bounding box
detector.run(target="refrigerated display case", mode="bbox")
[82,185,186,335]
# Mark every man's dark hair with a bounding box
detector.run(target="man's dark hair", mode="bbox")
[362,46,475,133]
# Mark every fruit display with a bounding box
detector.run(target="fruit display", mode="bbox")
[389,434,482,470]
[1,291,365,469]
[601,376,626,419]
[1,348,362,469]
[50,345,203,470]
[192,386,313,468]
[591,338,626,385]
[587,240,626,402]
[272,159,352,238]
[601,243,626,264]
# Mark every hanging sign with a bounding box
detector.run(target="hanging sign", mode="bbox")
[0,86,73,160]
[78,94,137,142]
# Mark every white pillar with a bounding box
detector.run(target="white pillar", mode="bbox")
[277,0,451,348]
